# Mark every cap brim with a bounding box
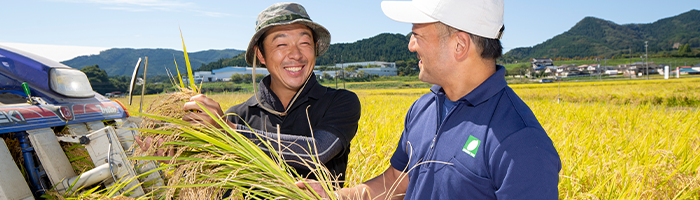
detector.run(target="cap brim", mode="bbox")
[381,1,438,24]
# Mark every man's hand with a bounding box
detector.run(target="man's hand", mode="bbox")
[134,136,176,164]
[295,179,333,199]
[183,94,226,128]
[296,167,408,200]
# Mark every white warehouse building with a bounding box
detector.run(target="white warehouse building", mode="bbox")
[334,61,396,68]
[324,61,397,77]
[192,66,269,83]
[193,66,326,83]
[357,67,397,77]
[212,67,270,81]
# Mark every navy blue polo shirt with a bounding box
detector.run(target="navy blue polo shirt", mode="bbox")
[390,65,561,199]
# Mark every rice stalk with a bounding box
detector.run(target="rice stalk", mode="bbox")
[129,106,339,199]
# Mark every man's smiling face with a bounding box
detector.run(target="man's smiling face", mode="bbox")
[257,23,316,93]
[409,23,452,86]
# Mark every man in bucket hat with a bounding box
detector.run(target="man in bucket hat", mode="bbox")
[140,2,361,183]
[298,0,561,199]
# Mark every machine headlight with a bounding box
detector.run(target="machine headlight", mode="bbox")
[49,68,94,98]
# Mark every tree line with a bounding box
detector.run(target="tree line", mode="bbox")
[80,64,176,95]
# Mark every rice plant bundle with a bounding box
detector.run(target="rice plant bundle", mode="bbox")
[131,108,337,199]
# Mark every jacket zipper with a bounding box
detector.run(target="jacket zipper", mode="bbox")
[426,95,459,166]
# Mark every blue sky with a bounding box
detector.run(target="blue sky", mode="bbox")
[1,0,698,61]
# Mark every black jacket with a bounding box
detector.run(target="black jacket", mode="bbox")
[225,74,360,182]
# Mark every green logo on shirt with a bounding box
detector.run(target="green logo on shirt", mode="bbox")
[462,135,480,157]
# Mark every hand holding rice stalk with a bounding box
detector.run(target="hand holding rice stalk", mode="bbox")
[132,108,341,199]
[128,30,340,199]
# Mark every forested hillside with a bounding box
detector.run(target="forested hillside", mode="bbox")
[505,9,700,59]
[62,48,243,76]
[198,33,416,71]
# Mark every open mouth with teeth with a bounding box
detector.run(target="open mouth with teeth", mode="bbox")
[285,66,303,72]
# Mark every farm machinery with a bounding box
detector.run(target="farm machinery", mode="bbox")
[0,45,163,199]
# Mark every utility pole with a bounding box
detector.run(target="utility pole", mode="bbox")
[590,59,593,81]
[341,55,345,89]
[629,47,632,80]
[595,59,603,81]
[334,55,337,89]
[645,41,649,80]
[602,58,606,81]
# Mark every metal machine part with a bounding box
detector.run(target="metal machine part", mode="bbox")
[0,138,34,200]
[1,44,164,199]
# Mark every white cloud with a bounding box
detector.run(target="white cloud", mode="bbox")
[55,0,193,8]
[0,42,108,62]
[52,0,226,17]
[87,0,193,7]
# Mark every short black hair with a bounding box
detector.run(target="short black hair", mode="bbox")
[436,22,502,60]
[470,34,502,60]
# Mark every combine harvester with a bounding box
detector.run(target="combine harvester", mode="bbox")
[0,45,163,199]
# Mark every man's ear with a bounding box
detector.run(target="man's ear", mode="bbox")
[255,46,266,65]
[454,32,471,60]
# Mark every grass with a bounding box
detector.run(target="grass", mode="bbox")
[117,77,700,199]
[103,31,699,198]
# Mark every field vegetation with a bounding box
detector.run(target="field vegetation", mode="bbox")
[503,57,700,71]
[117,77,699,199]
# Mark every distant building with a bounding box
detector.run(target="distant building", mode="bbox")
[357,66,397,77]
[557,64,576,73]
[597,66,619,75]
[676,66,700,75]
[543,66,557,74]
[193,71,215,83]
[330,61,398,77]
[319,70,345,78]
[531,58,554,71]
[191,61,396,83]
[211,67,270,82]
[587,64,599,72]
[618,62,659,76]
[577,65,589,71]
[334,61,396,68]
[191,66,326,83]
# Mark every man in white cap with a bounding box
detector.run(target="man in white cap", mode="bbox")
[298,0,561,199]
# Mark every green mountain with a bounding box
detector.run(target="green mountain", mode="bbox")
[198,33,415,71]
[61,48,244,76]
[317,33,415,65]
[505,9,700,59]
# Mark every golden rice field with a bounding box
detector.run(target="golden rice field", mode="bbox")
[118,78,700,199]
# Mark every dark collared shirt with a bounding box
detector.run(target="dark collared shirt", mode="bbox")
[390,66,561,199]
[225,74,360,181]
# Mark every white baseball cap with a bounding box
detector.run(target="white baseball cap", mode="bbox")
[381,0,504,39]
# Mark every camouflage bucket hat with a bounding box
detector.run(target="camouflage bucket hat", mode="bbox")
[245,2,331,67]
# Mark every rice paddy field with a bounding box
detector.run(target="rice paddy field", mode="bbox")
[117,77,700,199]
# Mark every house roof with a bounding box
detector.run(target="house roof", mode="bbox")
[558,64,575,68]
[694,63,700,67]
[532,58,553,61]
